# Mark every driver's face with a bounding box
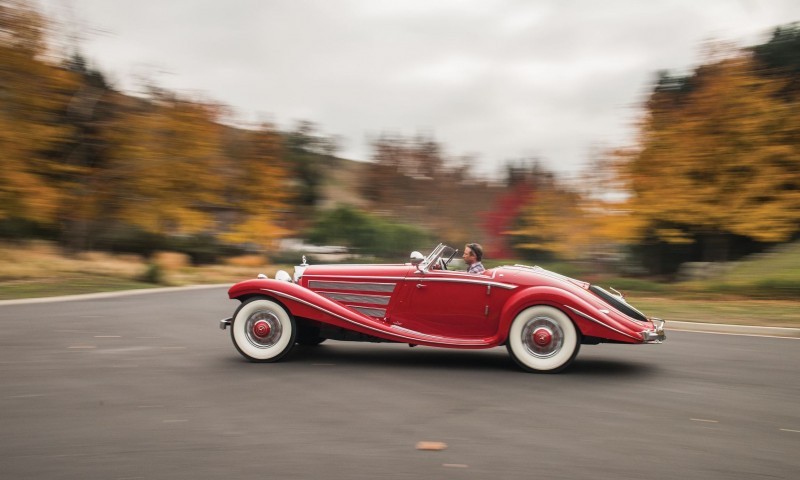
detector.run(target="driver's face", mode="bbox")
[463,247,476,265]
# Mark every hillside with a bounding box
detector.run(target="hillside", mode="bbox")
[319,157,371,209]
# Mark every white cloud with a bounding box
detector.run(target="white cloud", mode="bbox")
[39,0,800,177]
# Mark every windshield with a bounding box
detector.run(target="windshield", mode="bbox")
[421,244,458,271]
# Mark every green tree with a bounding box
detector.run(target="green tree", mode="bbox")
[285,121,336,206]
[308,205,430,258]
[752,23,800,98]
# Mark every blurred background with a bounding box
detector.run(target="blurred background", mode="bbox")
[1,1,799,312]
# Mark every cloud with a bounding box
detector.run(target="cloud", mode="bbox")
[40,0,800,177]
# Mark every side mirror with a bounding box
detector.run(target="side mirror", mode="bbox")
[410,251,424,266]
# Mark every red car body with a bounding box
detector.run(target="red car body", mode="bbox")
[220,244,665,372]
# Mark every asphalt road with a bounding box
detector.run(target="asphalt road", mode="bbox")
[1,287,798,480]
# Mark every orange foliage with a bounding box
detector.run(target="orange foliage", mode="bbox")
[616,52,800,244]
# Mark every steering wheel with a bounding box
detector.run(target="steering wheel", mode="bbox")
[441,249,458,271]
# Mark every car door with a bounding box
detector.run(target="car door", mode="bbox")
[394,270,499,338]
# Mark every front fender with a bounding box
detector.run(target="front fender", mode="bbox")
[228,278,297,301]
[229,279,377,328]
[497,285,643,344]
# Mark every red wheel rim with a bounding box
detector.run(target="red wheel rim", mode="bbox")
[252,319,272,338]
[533,327,552,347]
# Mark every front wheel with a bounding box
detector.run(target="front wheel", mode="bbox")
[231,298,297,362]
[506,305,581,373]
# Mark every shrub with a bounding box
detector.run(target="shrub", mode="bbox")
[307,205,431,258]
[139,263,164,284]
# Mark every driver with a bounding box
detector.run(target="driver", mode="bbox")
[463,243,485,274]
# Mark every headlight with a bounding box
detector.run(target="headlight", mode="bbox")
[275,270,292,282]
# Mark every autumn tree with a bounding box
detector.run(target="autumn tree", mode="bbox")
[504,167,591,261]
[0,0,78,226]
[219,123,291,249]
[361,133,436,209]
[103,90,226,237]
[480,159,550,259]
[54,53,119,250]
[361,133,502,247]
[615,48,800,265]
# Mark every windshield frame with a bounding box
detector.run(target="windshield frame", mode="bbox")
[419,243,458,273]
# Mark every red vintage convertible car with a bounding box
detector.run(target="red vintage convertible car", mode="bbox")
[219,244,665,373]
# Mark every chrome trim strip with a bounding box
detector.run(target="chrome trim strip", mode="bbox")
[318,291,391,305]
[260,288,486,346]
[305,274,517,290]
[389,325,492,346]
[304,275,406,282]
[351,306,387,317]
[563,305,640,341]
[308,280,396,292]
[411,277,518,289]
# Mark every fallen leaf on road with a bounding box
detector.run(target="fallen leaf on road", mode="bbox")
[416,441,447,451]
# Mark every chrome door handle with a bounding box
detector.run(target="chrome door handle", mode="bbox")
[416,284,426,289]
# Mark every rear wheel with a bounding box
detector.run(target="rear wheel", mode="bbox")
[506,305,580,373]
[231,298,296,362]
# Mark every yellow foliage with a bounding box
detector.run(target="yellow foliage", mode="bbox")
[224,255,268,268]
[618,53,800,243]
[152,251,190,270]
[106,97,227,235]
[512,184,590,259]
[219,126,293,249]
[0,4,79,223]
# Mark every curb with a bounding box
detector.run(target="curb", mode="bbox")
[668,320,800,339]
[0,284,231,307]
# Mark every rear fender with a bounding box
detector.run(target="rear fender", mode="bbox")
[497,286,642,344]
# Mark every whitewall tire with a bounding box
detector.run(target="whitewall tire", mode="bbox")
[231,298,296,362]
[506,305,580,373]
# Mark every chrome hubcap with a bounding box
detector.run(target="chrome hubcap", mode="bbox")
[521,317,563,358]
[244,311,282,348]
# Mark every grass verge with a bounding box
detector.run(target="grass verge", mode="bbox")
[0,275,160,301]
[625,296,800,329]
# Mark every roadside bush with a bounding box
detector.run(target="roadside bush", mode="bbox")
[307,205,432,258]
[92,226,245,265]
[139,263,164,284]
[0,218,59,241]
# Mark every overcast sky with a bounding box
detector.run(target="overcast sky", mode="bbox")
[39,0,800,178]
